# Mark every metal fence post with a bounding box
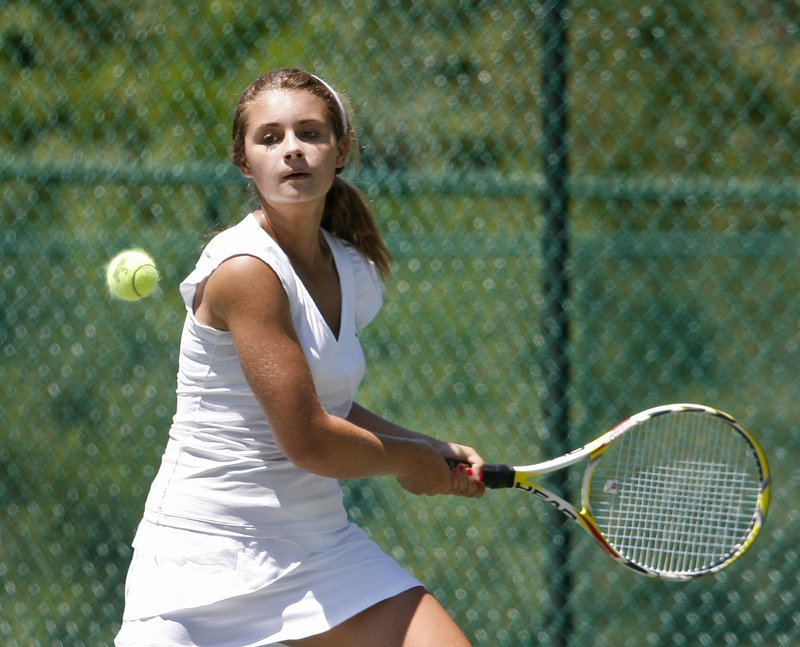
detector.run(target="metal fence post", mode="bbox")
[540,1,572,645]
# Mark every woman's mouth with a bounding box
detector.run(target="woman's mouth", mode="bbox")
[284,171,310,181]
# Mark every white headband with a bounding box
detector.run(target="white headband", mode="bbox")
[310,74,349,134]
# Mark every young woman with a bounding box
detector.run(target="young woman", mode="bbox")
[114,68,485,647]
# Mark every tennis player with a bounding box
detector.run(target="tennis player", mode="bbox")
[114,68,485,647]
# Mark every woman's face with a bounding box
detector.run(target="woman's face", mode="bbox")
[238,89,348,210]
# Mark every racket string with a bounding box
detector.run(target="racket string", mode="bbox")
[588,410,762,576]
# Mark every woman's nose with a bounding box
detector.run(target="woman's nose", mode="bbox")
[283,133,304,159]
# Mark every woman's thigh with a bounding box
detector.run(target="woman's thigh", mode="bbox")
[284,586,472,647]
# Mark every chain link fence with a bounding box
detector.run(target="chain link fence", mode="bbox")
[2,1,799,645]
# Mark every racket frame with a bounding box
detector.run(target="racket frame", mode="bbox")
[487,403,770,580]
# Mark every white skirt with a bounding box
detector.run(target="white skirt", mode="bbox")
[114,520,422,647]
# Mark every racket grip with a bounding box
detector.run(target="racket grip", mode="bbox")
[482,463,515,489]
[445,460,515,489]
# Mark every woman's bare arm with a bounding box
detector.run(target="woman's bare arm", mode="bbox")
[194,254,483,497]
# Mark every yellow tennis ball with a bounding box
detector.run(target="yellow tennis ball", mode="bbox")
[106,249,159,301]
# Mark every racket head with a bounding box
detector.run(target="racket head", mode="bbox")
[583,403,770,579]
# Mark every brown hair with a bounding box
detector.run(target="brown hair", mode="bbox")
[231,68,393,279]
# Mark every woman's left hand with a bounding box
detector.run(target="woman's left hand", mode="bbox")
[438,442,486,498]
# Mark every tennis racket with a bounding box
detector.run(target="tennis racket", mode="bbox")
[453,403,769,580]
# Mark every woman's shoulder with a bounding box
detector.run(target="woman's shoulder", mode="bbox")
[180,214,294,309]
[203,215,291,269]
[206,213,267,248]
[324,230,370,271]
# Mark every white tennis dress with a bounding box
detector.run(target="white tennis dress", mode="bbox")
[114,214,421,647]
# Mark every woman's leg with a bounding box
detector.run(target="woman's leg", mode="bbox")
[284,586,472,647]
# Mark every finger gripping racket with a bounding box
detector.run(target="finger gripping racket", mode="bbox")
[462,403,770,580]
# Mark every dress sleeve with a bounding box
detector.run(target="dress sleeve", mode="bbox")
[179,215,296,312]
[346,244,383,331]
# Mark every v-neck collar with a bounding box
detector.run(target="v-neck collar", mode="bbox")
[251,216,350,343]
[316,229,346,341]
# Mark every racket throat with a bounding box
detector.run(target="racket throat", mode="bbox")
[520,484,578,522]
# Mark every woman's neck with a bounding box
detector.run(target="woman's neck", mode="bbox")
[257,207,328,271]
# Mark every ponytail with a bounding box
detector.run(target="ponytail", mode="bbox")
[323,177,393,280]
